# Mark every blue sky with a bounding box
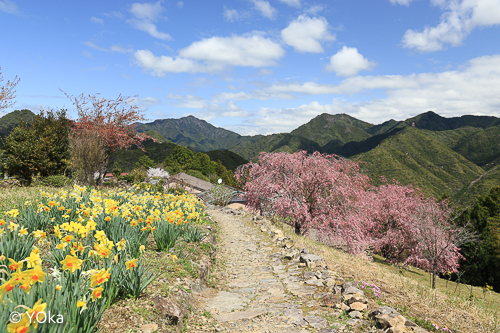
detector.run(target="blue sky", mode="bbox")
[1,0,500,135]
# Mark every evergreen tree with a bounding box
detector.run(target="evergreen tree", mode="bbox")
[2,109,70,181]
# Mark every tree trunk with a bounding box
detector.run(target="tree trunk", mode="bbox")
[432,263,437,289]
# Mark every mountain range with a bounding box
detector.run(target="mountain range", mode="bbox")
[2,109,499,206]
[135,111,500,206]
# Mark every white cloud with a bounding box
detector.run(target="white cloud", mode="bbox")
[0,0,18,14]
[281,15,335,53]
[179,35,285,68]
[255,68,274,76]
[129,96,162,108]
[252,0,277,19]
[129,1,172,40]
[82,51,93,59]
[277,0,301,8]
[90,17,104,25]
[177,1,183,9]
[194,101,252,121]
[83,41,132,53]
[130,1,163,21]
[402,0,500,52]
[305,5,325,15]
[224,8,240,22]
[134,50,210,76]
[256,54,500,128]
[389,0,416,5]
[166,93,207,108]
[129,19,172,40]
[326,46,376,77]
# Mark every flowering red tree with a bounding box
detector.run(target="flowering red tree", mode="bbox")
[64,92,149,185]
[0,66,20,110]
[236,151,371,254]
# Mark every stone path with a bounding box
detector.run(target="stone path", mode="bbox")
[192,208,373,333]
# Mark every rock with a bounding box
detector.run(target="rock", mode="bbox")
[284,249,300,260]
[318,329,339,333]
[342,280,359,290]
[338,303,350,311]
[261,226,268,232]
[349,302,368,312]
[335,277,345,286]
[321,294,342,307]
[140,323,158,333]
[288,285,317,297]
[283,308,306,326]
[388,325,411,333]
[349,311,363,319]
[324,278,336,288]
[214,310,267,322]
[368,306,398,318]
[305,278,323,286]
[376,314,407,329]
[307,261,316,269]
[347,319,370,326]
[304,315,327,329]
[342,286,364,296]
[344,295,368,305]
[298,263,306,267]
[333,286,342,295]
[299,253,323,263]
[272,229,284,239]
[153,296,186,325]
[190,279,207,293]
[304,271,316,279]
[301,248,310,254]
[284,240,294,248]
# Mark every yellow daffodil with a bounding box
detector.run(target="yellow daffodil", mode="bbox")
[125,259,138,270]
[8,258,21,271]
[91,286,104,301]
[55,284,62,291]
[6,313,30,333]
[26,299,47,328]
[60,255,83,273]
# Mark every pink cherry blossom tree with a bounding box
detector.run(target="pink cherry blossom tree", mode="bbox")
[237,152,470,284]
[236,151,372,254]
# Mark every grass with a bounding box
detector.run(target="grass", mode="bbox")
[0,185,63,212]
[268,216,500,333]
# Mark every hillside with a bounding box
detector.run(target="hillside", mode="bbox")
[136,115,260,152]
[205,149,249,171]
[353,127,485,198]
[229,133,324,161]
[290,113,372,146]
[453,125,500,169]
[0,109,34,141]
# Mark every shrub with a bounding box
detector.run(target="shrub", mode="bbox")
[131,168,146,183]
[185,169,209,182]
[41,175,72,187]
[206,185,233,206]
[166,187,187,196]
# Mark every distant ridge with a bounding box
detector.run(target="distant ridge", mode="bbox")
[2,108,499,205]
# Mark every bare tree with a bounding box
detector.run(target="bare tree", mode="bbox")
[0,66,20,110]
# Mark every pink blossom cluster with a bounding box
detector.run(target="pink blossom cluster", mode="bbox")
[236,151,464,275]
[425,318,453,332]
[359,282,380,297]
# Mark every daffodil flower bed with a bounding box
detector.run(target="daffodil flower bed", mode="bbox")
[0,184,206,333]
